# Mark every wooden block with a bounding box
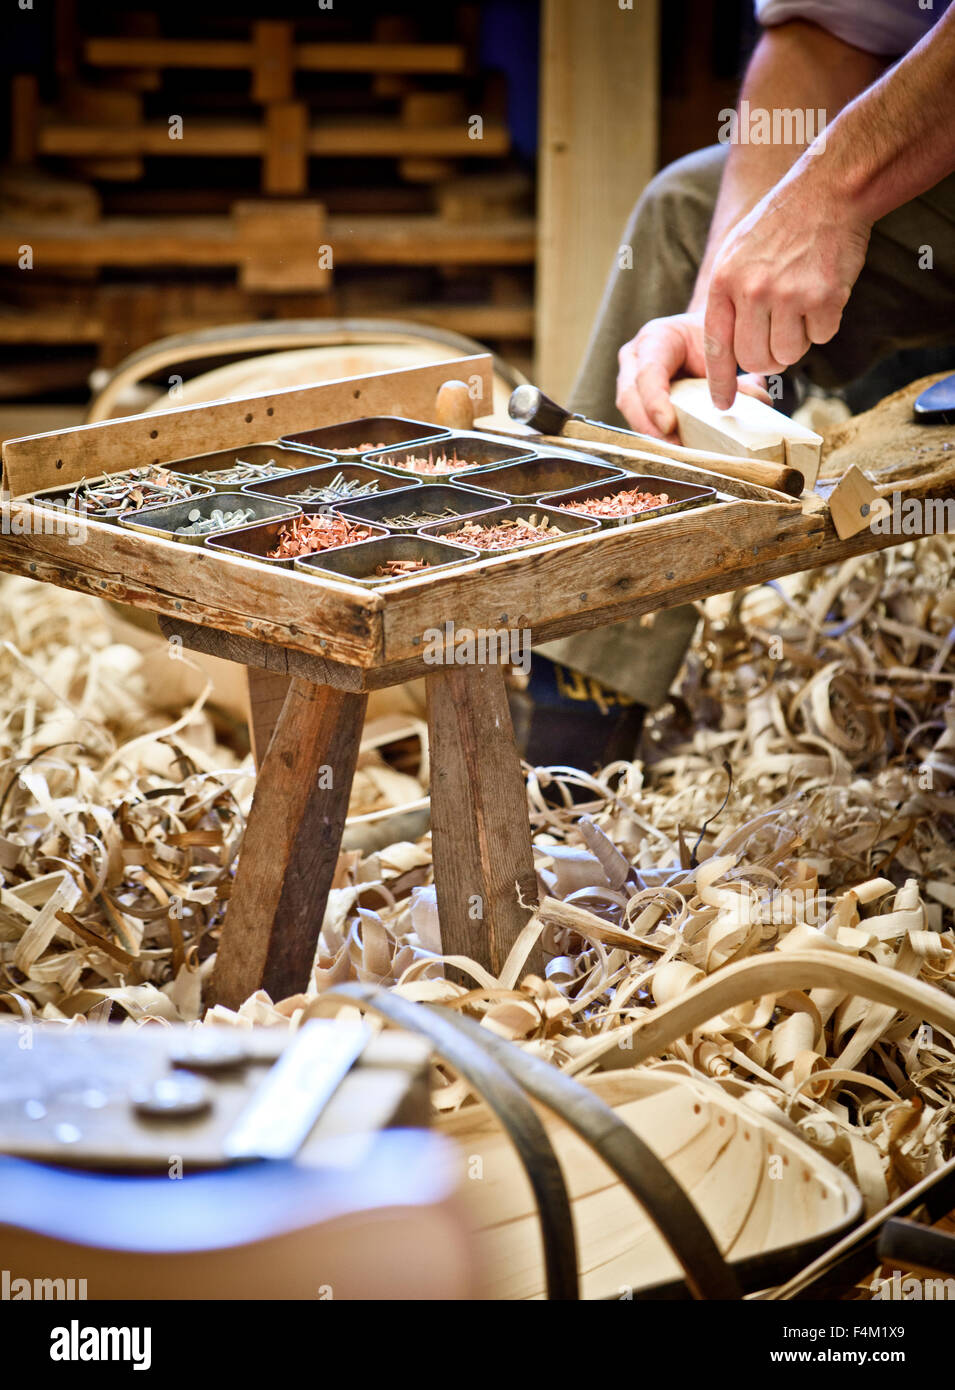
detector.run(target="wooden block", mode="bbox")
[262,102,307,196]
[252,21,294,103]
[827,465,891,539]
[670,378,823,488]
[212,678,368,1009]
[233,200,329,292]
[426,665,540,977]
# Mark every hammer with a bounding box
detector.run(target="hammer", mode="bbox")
[508,385,804,497]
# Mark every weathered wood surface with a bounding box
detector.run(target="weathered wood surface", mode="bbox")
[426,665,540,976]
[4,458,954,676]
[212,678,368,1009]
[1,353,494,493]
[244,667,292,768]
[156,615,426,691]
[0,516,383,667]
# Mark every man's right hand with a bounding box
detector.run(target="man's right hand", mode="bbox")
[615,310,771,439]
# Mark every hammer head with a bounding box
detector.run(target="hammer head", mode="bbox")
[508,385,572,436]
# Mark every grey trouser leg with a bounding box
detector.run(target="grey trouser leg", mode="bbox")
[537,144,955,706]
[535,146,725,706]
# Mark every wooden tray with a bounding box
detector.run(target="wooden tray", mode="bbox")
[7,354,952,695]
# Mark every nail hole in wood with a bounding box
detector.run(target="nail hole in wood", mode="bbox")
[245,414,253,423]
[55,459,63,469]
[353,389,361,399]
[266,407,274,417]
[150,430,158,439]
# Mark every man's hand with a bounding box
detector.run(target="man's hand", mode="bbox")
[615,311,771,437]
[703,161,872,409]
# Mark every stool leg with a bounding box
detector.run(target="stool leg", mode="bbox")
[213,677,367,1009]
[426,664,540,977]
[243,667,292,769]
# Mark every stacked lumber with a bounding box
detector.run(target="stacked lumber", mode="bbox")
[2,9,534,389]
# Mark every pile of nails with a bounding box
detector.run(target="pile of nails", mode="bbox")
[390,448,474,475]
[186,457,287,486]
[285,471,382,504]
[375,557,432,578]
[53,467,202,516]
[556,487,670,518]
[174,505,257,536]
[445,513,563,549]
[386,505,461,527]
[267,512,375,559]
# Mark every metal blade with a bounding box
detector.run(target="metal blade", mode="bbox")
[223,1020,368,1160]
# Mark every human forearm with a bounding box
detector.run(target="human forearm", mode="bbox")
[688,20,885,311]
[804,3,955,227]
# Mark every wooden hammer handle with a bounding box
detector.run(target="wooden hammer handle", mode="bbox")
[560,419,804,497]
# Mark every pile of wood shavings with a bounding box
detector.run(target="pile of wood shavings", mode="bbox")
[0,577,253,1022]
[209,539,955,1206]
[3,537,955,1205]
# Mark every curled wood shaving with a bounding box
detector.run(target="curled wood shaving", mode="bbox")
[4,540,955,1216]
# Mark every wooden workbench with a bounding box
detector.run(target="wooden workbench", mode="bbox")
[2,355,952,1009]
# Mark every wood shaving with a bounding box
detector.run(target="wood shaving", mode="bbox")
[3,538,955,1214]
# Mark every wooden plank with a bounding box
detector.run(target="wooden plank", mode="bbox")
[0,299,533,347]
[212,679,367,1009]
[83,38,252,69]
[1,456,953,682]
[0,353,494,492]
[670,378,824,488]
[35,120,510,161]
[426,665,540,976]
[536,0,660,399]
[251,21,293,104]
[83,37,465,76]
[296,43,465,74]
[38,121,266,158]
[234,200,326,290]
[156,616,422,692]
[262,103,307,197]
[308,122,509,158]
[0,517,384,667]
[380,495,813,662]
[0,214,535,269]
[328,216,534,265]
[243,667,292,768]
